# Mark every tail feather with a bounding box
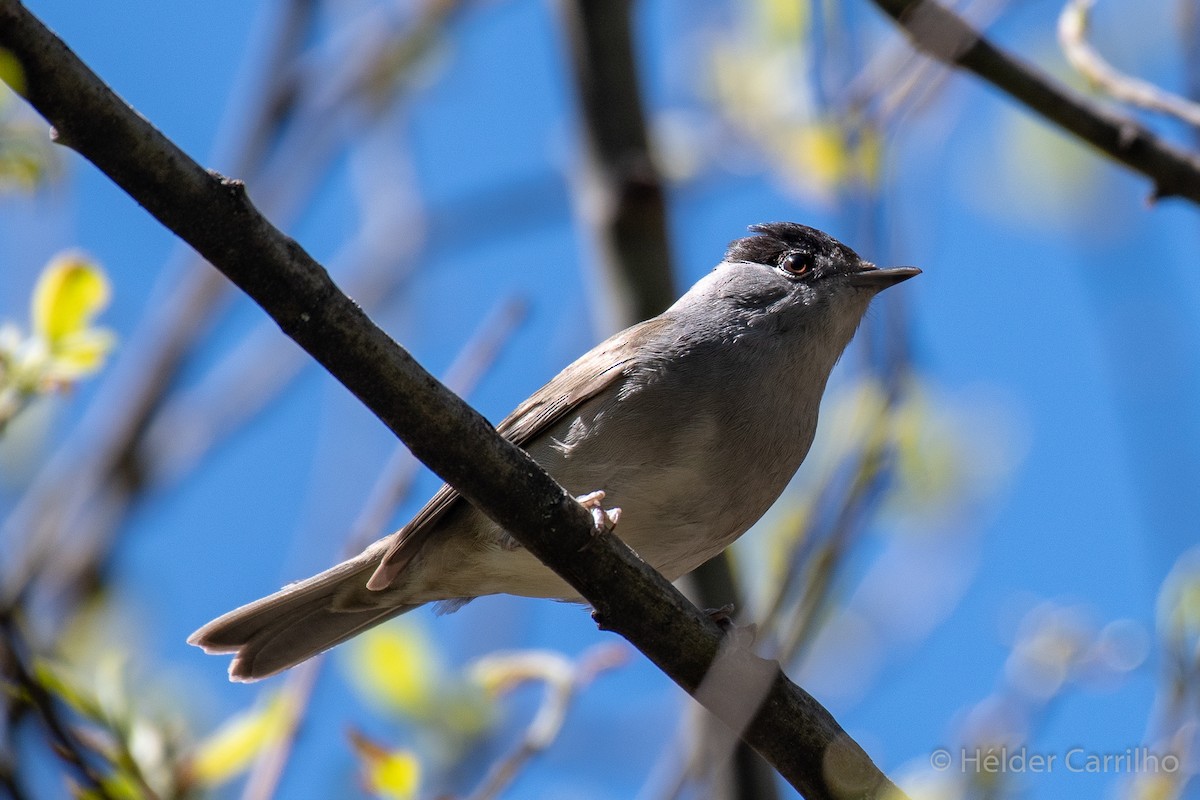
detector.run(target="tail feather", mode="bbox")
[189,551,420,682]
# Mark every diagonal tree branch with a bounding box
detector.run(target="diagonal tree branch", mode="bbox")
[0,3,904,798]
[869,0,1200,202]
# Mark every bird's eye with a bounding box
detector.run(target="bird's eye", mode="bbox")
[780,252,811,277]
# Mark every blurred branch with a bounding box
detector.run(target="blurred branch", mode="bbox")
[1058,0,1200,129]
[869,0,1200,202]
[0,767,31,800]
[465,644,628,800]
[238,658,319,800]
[557,4,771,798]
[141,205,424,490]
[846,0,1008,125]
[225,0,319,175]
[0,3,904,798]
[1,0,462,622]
[1182,0,1200,123]
[0,613,116,800]
[0,0,322,614]
[778,444,892,666]
[558,0,675,326]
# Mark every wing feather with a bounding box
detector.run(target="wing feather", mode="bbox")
[366,317,668,590]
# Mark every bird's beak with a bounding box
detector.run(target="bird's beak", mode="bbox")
[847,262,921,290]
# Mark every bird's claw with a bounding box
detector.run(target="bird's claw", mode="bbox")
[705,603,737,630]
[576,490,621,535]
[704,604,758,647]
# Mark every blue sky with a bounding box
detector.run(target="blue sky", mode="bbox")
[4,0,1199,798]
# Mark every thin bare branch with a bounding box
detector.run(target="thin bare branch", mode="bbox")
[557,0,676,329]
[556,5,770,797]
[0,614,116,800]
[1059,0,1200,129]
[869,0,1200,202]
[466,644,628,800]
[1,0,463,621]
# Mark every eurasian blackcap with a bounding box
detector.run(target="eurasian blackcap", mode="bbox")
[191,222,919,681]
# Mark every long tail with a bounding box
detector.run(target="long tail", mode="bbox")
[189,548,419,682]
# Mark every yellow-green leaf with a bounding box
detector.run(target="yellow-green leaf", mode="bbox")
[32,660,102,720]
[32,252,111,344]
[41,329,118,381]
[367,750,420,799]
[781,121,848,191]
[72,772,142,800]
[1158,550,1200,645]
[189,693,293,786]
[755,0,809,43]
[345,621,439,718]
[349,730,421,800]
[0,49,24,96]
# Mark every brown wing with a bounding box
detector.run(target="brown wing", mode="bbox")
[365,317,669,590]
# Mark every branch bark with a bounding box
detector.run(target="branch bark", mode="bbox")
[869,0,1200,202]
[0,3,902,798]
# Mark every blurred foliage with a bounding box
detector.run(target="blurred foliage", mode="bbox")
[5,0,1200,796]
[701,0,882,200]
[892,583,1199,800]
[0,252,115,432]
[187,692,295,787]
[339,619,626,798]
[1157,548,1200,663]
[345,619,494,740]
[965,104,1101,230]
[0,57,61,192]
[759,374,1015,620]
[349,729,423,800]
[1156,549,1200,760]
[20,651,196,799]
[7,611,624,798]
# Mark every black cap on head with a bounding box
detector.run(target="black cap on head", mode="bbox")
[724,222,863,270]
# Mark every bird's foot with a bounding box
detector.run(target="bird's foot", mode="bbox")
[576,490,621,535]
[704,604,758,648]
[704,603,736,629]
[590,607,610,631]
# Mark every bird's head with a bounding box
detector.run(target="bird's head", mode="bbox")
[696,222,920,345]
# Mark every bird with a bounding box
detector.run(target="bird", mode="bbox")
[189,222,920,681]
